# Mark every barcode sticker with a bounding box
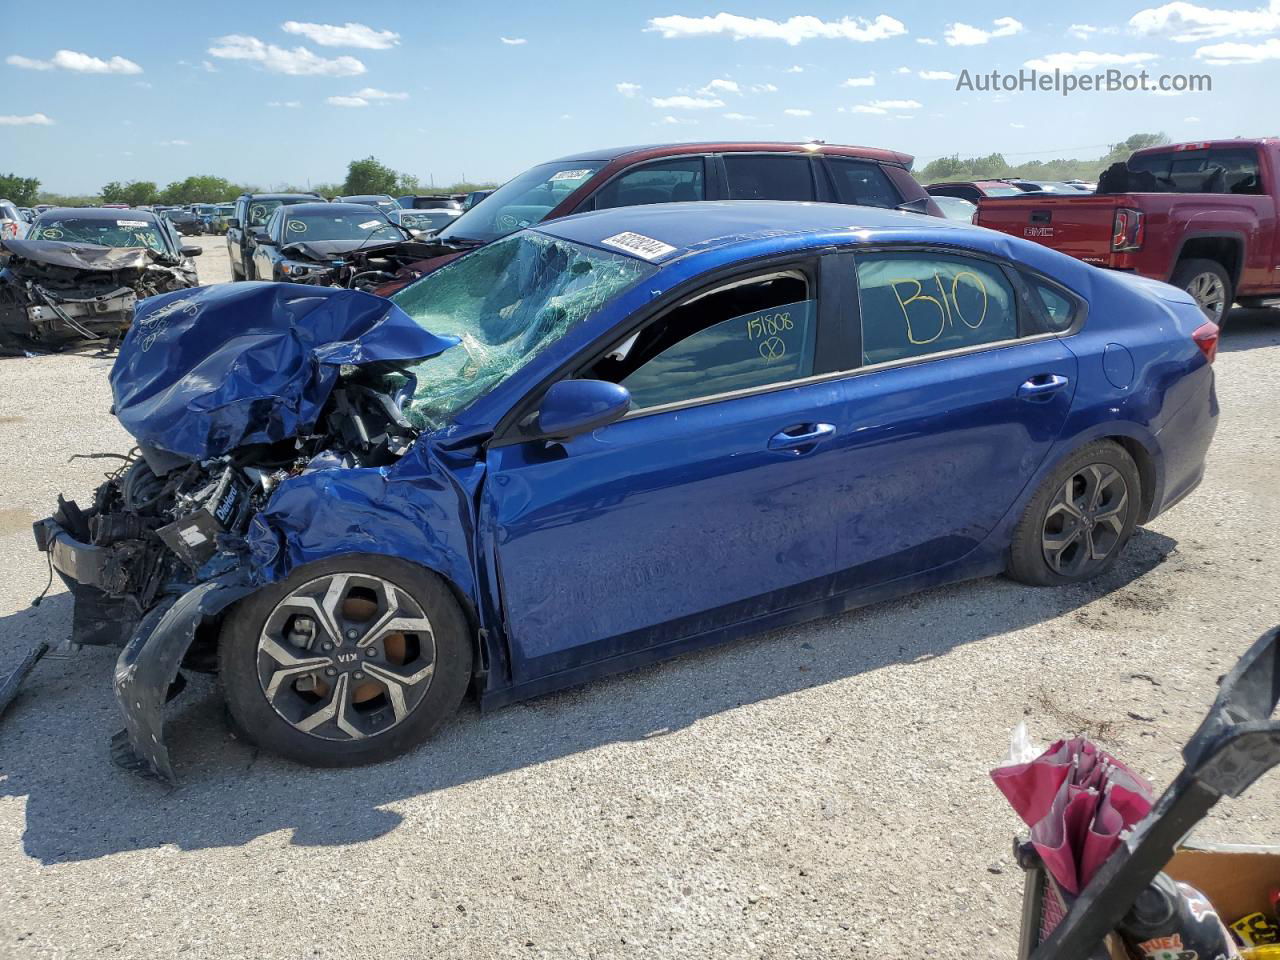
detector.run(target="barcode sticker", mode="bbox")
[117,220,148,227]
[600,231,677,261]
[550,168,594,182]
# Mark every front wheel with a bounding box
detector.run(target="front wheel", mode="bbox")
[1170,258,1232,324]
[219,554,472,768]
[1007,441,1141,586]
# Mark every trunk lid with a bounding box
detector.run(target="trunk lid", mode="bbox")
[976,194,1127,265]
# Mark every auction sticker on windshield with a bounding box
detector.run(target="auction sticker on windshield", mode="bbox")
[358,220,382,230]
[550,169,594,181]
[601,232,677,261]
[117,220,149,228]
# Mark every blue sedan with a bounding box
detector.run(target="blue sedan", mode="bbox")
[36,201,1218,777]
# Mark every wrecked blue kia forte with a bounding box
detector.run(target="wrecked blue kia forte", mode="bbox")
[31,202,1219,779]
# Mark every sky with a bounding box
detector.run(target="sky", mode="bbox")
[4,0,1279,193]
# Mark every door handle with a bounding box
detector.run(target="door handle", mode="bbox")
[768,422,836,454]
[1017,374,1070,400]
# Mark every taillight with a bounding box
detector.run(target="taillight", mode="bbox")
[1192,321,1220,364]
[1112,207,1144,251]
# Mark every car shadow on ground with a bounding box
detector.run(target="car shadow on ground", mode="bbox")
[1220,306,1280,353]
[0,528,1178,865]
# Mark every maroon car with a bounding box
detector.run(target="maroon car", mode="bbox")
[376,141,942,294]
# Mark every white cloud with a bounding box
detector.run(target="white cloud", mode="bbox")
[849,98,922,115]
[660,115,697,125]
[750,82,778,92]
[0,112,54,125]
[1185,115,1201,120]
[208,35,365,76]
[280,21,399,49]
[350,87,407,100]
[894,66,912,74]
[723,111,755,120]
[500,36,528,45]
[159,139,190,146]
[647,13,907,45]
[1195,36,1280,61]
[650,94,725,109]
[1130,0,1280,41]
[616,81,642,97]
[1010,122,1027,128]
[1024,50,1159,71]
[917,37,938,45]
[944,17,1025,46]
[784,107,813,116]
[1068,24,1099,39]
[843,74,876,87]
[7,50,143,74]
[849,104,886,114]
[327,95,369,107]
[919,69,957,79]
[785,64,804,72]
[267,100,302,108]
[700,78,741,95]
[201,60,218,72]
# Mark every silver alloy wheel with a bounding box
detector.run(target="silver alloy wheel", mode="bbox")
[256,573,436,741]
[1041,463,1130,577]
[1186,271,1227,321]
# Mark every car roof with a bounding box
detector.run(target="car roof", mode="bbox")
[241,192,321,200]
[336,194,393,201]
[286,202,387,216]
[38,206,160,221]
[533,200,1088,285]
[551,141,913,167]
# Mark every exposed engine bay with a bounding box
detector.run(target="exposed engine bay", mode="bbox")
[0,239,196,353]
[280,236,443,292]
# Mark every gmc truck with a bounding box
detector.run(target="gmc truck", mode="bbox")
[976,138,1280,322]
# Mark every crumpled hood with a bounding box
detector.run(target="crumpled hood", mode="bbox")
[109,282,457,460]
[281,238,402,261]
[1,238,155,272]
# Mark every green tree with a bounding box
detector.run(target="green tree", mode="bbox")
[101,180,158,206]
[159,174,241,204]
[342,156,399,195]
[0,172,40,206]
[1102,133,1170,165]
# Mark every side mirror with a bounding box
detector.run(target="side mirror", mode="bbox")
[253,232,273,245]
[226,217,240,229]
[536,379,631,439]
[180,245,203,257]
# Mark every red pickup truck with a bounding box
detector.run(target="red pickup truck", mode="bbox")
[975,138,1280,322]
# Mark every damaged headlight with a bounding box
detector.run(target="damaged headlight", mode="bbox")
[281,260,331,278]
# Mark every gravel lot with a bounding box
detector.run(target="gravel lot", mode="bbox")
[1,234,1277,959]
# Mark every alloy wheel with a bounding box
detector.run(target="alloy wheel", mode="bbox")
[1041,463,1130,578]
[256,573,436,741]
[1186,271,1227,321]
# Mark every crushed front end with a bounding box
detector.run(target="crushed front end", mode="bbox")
[29,282,455,780]
[0,239,196,353]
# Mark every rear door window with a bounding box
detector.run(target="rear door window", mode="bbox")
[826,159,901,208]
[723,155,816,201]
[856,252,1019,365]
[592,158,706,210]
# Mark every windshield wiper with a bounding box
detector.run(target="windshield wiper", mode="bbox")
[439,235,485,248]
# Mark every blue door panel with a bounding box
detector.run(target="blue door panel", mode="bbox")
[487,381,846,680]
[828,338,1078,588]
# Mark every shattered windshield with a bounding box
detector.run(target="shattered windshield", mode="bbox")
[392,231,654,429]
[437,161,605,245]
[27,217,168,253]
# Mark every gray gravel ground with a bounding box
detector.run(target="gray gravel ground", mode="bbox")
[1,236,1277,959]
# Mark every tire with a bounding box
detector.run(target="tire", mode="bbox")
[219,554,472,768]
[1007,440,1141,586]
[243,255,256,281]
[1170,258,1232,324]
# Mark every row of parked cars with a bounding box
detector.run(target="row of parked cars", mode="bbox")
[21,137,1232,781]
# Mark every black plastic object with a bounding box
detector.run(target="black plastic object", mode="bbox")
[1117,872,1236,958]
[1021,625,1280,960]
[0,643,49,719]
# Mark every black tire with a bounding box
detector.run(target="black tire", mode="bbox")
[1007,440,1141,586]
[219,553,472,768]
[1170,258,1232,324]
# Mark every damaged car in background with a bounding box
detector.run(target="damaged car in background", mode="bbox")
[0,207,199,353]
[16,202,1217,782]
[250,201,438,291]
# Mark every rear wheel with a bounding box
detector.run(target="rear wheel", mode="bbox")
[1170,258,1232,324]
[1008,441,1141,586]
[219,554,472,768]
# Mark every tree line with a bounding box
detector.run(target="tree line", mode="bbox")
[914,133,1170,184]
[1,155,498,209]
